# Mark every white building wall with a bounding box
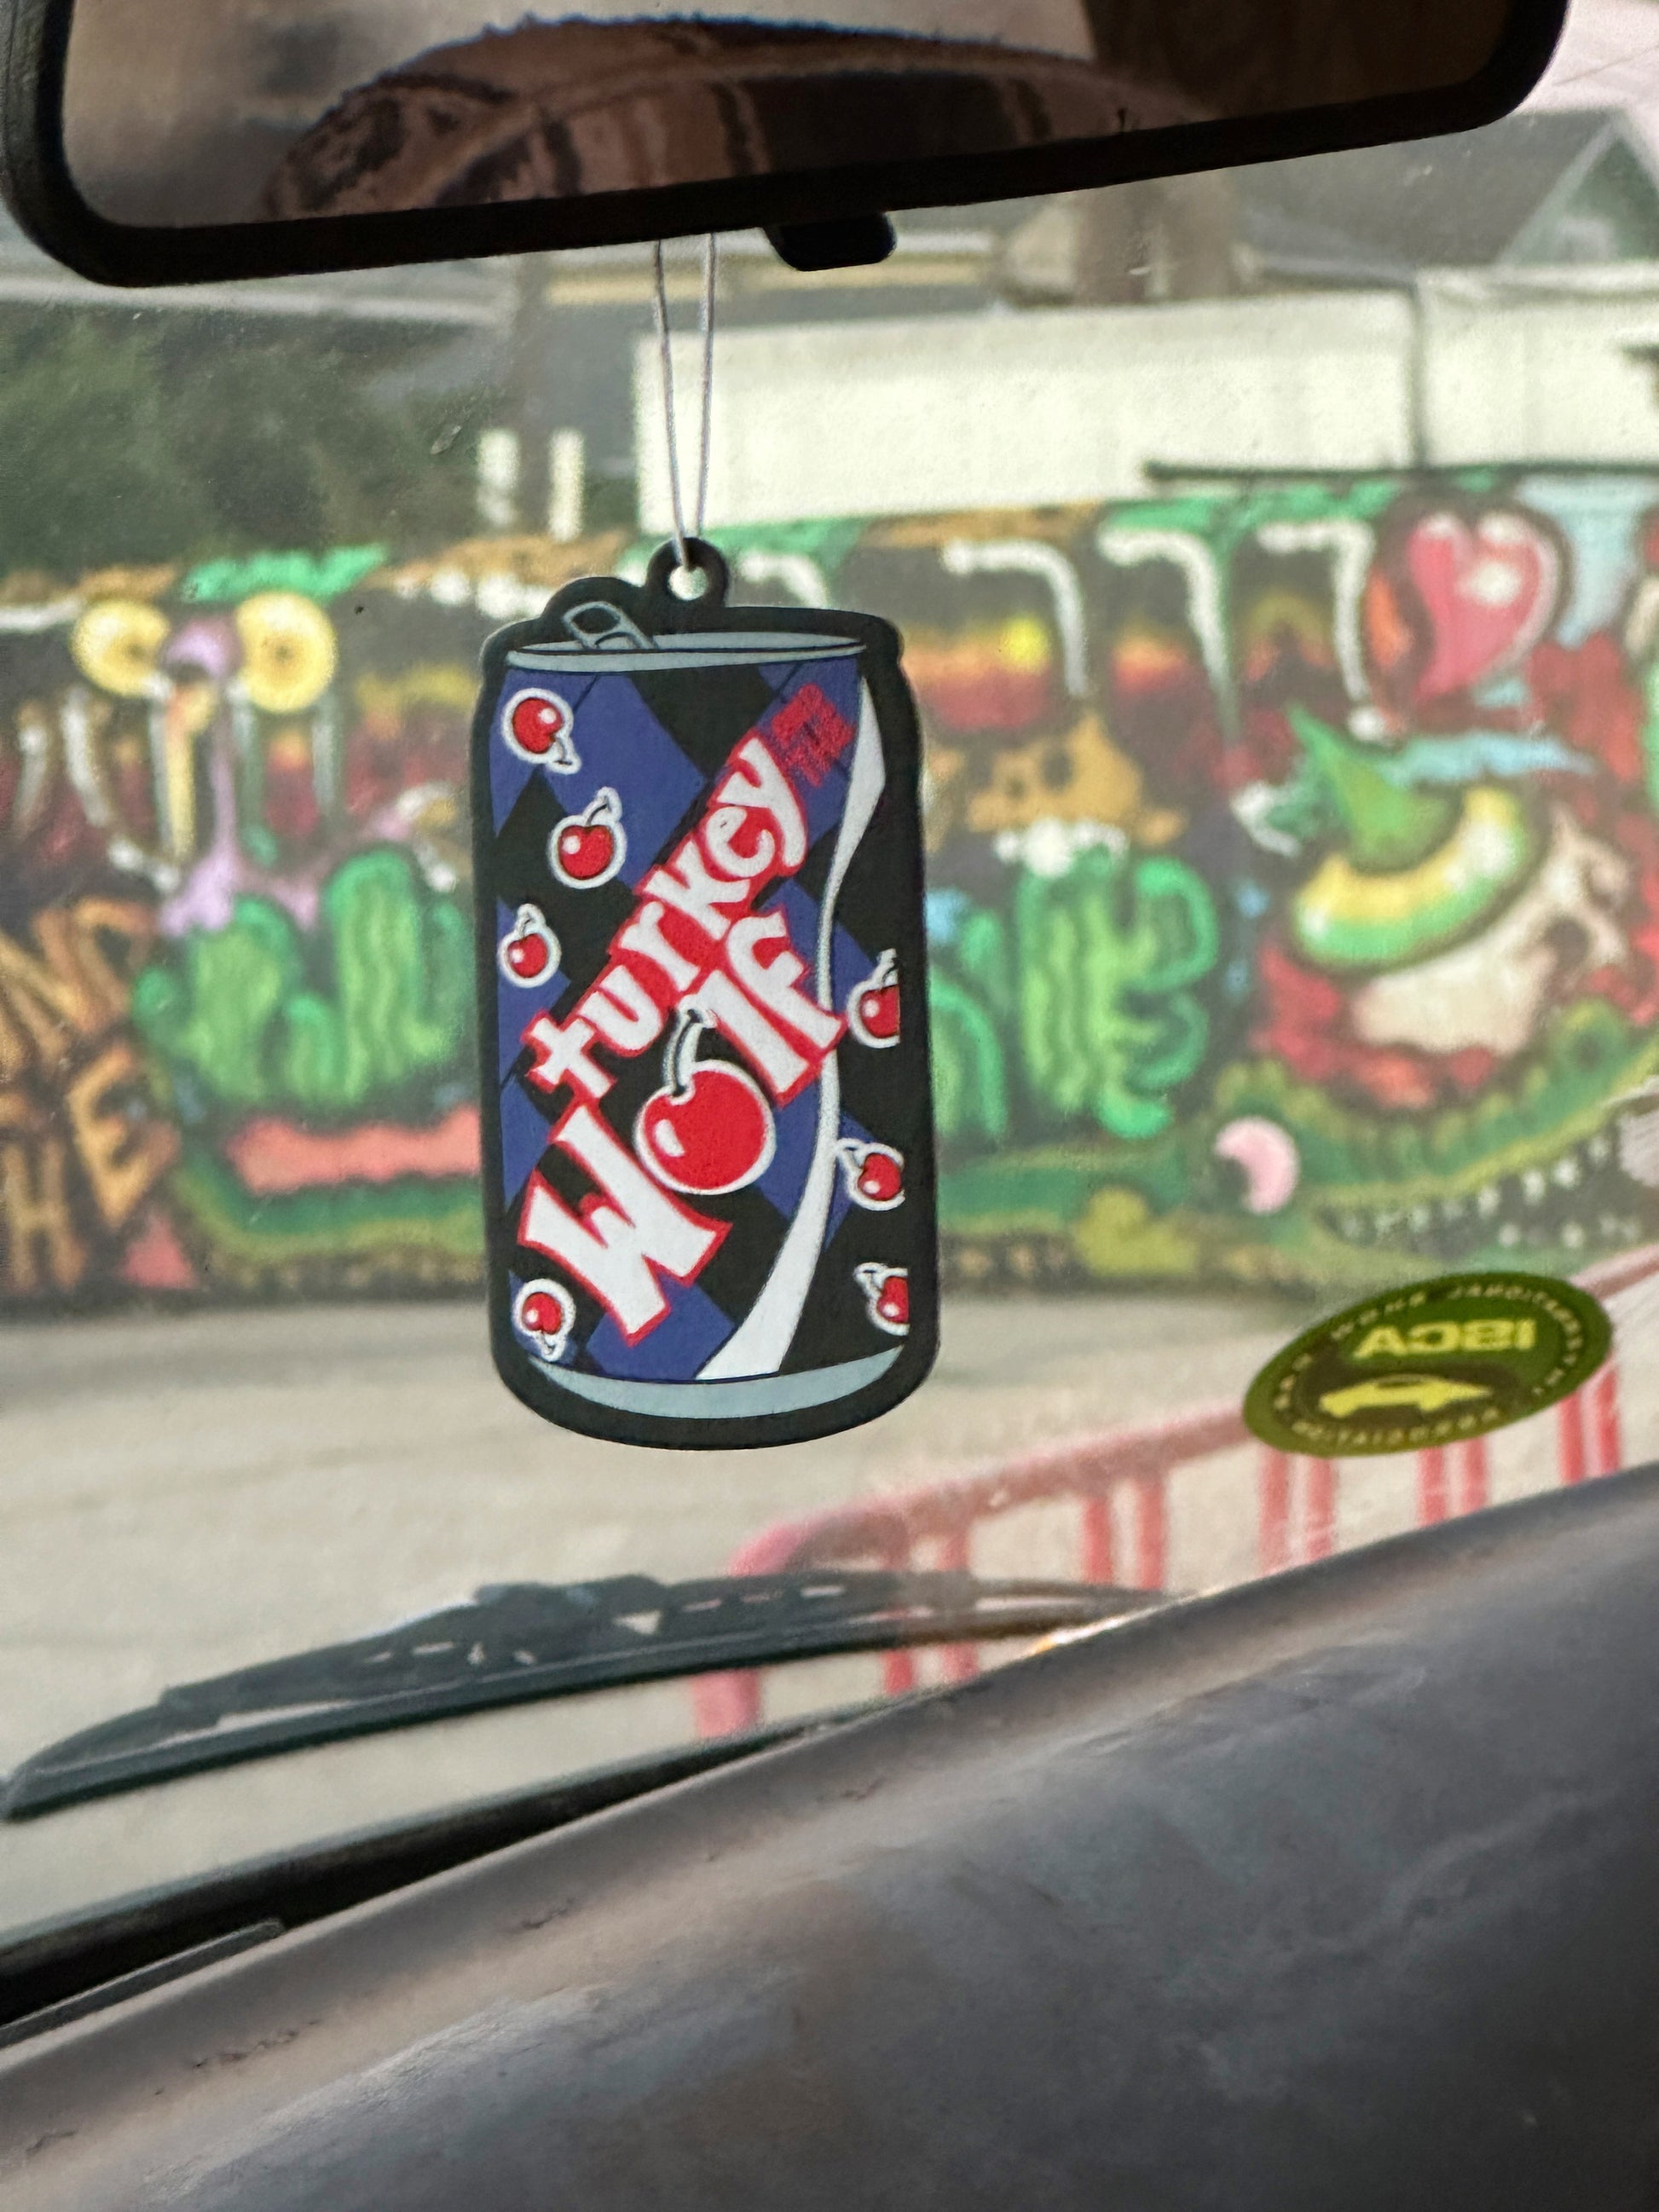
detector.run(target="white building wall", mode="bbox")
[637,271,1659,528]
[636,292,1417,529]
[1419,276,1659,465]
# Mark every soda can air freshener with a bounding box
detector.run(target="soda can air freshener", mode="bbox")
[472,540,939,1449]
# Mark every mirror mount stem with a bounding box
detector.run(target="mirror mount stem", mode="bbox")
[766,216,895,273]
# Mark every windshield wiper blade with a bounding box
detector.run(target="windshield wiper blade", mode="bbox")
[3,1569,1162,1819]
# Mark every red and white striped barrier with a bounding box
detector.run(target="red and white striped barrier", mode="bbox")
[694,1245,1659,1738]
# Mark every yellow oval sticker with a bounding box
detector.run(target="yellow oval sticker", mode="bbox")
[1244,1271,1612,1458]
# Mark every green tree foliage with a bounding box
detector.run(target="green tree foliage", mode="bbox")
[0,309,482,576]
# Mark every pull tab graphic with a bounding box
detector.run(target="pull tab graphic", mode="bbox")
[561,599,655,652]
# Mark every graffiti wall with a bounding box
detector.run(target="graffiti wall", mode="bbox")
[842,476,1659,1292]
[5,476,1659,1308]
[0,535,621,1304]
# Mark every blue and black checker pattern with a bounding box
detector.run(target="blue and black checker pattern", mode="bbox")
[483,644,920,1383]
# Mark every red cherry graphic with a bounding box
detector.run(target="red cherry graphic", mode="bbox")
[636,1011,776,1196]
[836,1139,905,1212]
[847,949,899,1048]
[853,1262,910,1337]
[858,985,899,1042]
[512,1277,575,1360]
[858,1153,903,1205]
[497,904,560,989]
[512,698,559,756]
[549,787,625,889]
[506,688,578,769]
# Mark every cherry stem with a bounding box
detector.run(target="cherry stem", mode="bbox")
[666,1005,708,1098]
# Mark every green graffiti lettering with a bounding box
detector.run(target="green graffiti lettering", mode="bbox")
[132,898,302,1109]
[1015,850,1218,1141]
[928,975,1009,1144]
[134,849,470,1118]
[281,852,471,1112]
[182,547,386,605]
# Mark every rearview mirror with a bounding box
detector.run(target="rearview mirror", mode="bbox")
[0,0,1568,285]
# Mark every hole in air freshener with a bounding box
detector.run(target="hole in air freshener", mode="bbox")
[469,240,938,1449]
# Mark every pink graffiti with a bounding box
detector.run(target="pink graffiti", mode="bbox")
[158,733,447,938]
[116,1206,199,1291]
[225,1104,482,1193]
[1213,1117,1300,1214]
[1405,511,1561,702]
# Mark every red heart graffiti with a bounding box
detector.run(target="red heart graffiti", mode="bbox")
[1403,511,1560,702]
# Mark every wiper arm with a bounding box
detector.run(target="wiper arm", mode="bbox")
[3,1569,1162,1819]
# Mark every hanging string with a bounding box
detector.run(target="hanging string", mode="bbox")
[650,234,719,584]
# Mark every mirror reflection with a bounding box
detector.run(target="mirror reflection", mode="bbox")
[61,0,1516,229]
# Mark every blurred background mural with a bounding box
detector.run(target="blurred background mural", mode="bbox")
[9,0,1659,1311]
[6,475,1659,1309]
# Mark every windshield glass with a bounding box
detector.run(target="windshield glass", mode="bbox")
[6,0,1659,1940]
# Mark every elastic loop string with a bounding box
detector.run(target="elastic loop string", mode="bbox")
[650,234,719,584]
[693,231,717,547]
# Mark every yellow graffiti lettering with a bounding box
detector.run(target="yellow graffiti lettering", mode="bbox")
[0,899,155,1085]
[0,896,171,1298]
[0,925,96,1080]
[66,900,158,1023]
[65,1039,178,1234]
[0,1136,85,1295]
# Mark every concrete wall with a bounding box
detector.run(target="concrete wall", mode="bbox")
[639,274,1659,528]
[6,472,1659,1312]
[638,293,1418,526]
[1420,273,1659,465]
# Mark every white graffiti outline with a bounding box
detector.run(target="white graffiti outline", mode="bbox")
[1254,517,1377,713]
[1096,525,1228,697]
[940,540,1089,698]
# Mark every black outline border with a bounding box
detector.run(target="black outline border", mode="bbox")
[0,0,1569,286]
[469,539,941,1450]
